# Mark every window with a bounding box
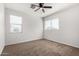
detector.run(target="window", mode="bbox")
[45,20,52,30]
[10,15,22,33]
[45,18,59,30]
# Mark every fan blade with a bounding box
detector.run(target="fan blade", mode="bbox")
[32,4,39,7]
[31,4,35,9]
[43,6,52,8]
[42,8,45,13]
[34,8,40,12]
[31,4,39,9]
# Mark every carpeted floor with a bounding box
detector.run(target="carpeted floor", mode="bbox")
[1,39,79,56]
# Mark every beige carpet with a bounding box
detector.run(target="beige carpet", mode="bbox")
[1,39,79,56]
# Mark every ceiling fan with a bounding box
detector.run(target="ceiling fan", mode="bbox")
[31,3,52,13]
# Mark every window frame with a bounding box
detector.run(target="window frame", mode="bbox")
[9,14,23,33]
[44,18,59,30]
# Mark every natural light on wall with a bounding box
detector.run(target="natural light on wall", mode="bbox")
[45,18,59,30]
[10,15,22,33]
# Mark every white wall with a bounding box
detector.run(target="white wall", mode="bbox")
[5,8,43,45]
[0,4,5,54]
[44,4,79,48]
